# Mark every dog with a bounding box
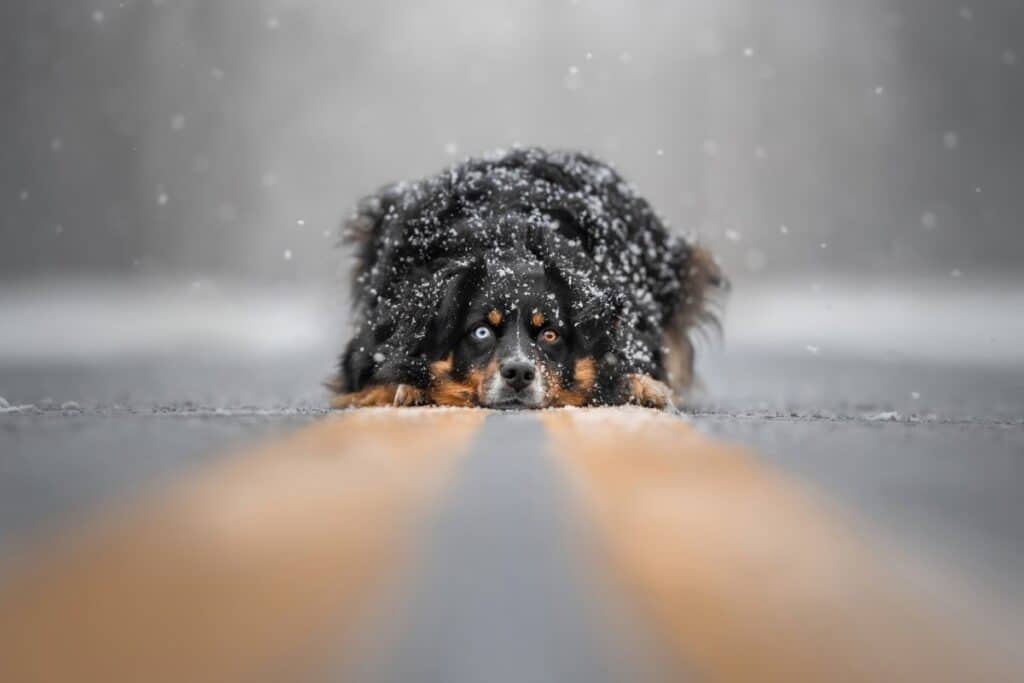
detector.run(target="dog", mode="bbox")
[329,147,724,410]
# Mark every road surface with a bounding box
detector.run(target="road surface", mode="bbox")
[0,279,1022,679]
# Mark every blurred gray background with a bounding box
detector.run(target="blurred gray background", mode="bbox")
[3,0,1023,282]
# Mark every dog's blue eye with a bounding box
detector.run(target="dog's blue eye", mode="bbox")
[472,325,492,340]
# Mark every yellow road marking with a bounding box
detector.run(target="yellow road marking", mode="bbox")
[542,407,1016,682]
[0,408,484,683]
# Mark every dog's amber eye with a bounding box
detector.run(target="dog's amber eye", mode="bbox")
[540,329,559,344]
[472,325,492,340]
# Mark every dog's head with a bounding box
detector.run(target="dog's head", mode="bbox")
[424,254,597,409]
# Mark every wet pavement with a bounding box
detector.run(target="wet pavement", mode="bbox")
[1,280,1022,635]
[2,348,1021,617]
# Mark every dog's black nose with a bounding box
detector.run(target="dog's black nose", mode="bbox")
[500,361,536,391]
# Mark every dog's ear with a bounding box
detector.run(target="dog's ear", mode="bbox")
[342,184,415,308]
[543,261,623,357]
[424,258,479,355]
[663,242,728,389]
[677,243,727,330]
[341,194,385,303]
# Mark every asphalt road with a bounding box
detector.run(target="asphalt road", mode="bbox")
[356,414,636,683]
[2,274,1023,642]
[1,344,1020,613]
[1,334,1022,683]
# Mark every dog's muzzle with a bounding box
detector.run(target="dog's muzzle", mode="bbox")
[483,359,545,408]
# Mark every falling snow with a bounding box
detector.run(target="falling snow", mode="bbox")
[564,66,583,91]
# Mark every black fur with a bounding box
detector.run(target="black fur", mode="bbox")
[332,147,723,406]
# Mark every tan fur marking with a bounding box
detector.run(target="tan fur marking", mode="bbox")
[574,357,597,392]
[666,243,725,391]
[428,371,484,407]
[428,379,477,407]
[530,311,545,328]
[625,374,674,410]
[549,357,598,407]
[429,356,454,379]
[427,355,483,407]
[663,330,695,391]
[551,383,588,407]
[330,385,398,408]
[393,384,427,407]
[487,309,502,326]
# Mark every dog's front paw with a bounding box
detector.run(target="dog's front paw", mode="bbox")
[330,385,398,408]
[624,374,675,410]
[393,384,427,407]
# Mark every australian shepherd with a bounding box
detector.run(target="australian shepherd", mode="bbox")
[329,147,724,410]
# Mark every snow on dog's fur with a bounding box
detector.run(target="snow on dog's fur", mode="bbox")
[330,147,724,409]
